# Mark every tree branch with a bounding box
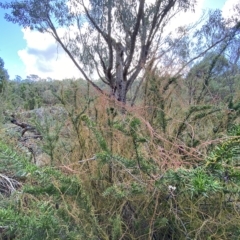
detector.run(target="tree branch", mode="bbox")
[46,15,104,94]
[123,0,145,77]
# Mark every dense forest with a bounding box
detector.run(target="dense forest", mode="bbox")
[0,0,240,239]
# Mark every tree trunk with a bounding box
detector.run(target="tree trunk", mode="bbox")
[115,42,127,103]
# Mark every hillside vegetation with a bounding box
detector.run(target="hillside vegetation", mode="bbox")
[0,65,240,239]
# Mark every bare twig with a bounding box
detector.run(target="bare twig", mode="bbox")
[78,156,96,163]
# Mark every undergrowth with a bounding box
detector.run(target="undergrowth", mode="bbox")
[0,117,240,239]
[0,76,240,239]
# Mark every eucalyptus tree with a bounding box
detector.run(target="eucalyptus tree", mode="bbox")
[0,0,196,103]
[0,57,9,93]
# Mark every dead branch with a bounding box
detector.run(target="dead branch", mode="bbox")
[10,115,42,140]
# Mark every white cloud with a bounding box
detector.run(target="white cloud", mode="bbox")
[222,0,240,21]
[18,28,82,80]
[171,0,205,27]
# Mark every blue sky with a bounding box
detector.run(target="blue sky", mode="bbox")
[0,8,26,79]
[0,0,234,80]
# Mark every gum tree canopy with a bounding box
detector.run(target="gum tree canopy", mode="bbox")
[0,0,196,103]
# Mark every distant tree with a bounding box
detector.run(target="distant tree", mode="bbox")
[26,74,41,82]
[0,57,9,93]
[185,52,230,105]
[14,75,23,82]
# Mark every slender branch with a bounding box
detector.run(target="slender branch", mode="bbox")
[107,0,114,77]
[46,15,104,94]
[172,34,234,79]
[123,0,145,76]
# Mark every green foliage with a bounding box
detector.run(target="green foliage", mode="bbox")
[143,71,168,133]
[157,167,222,199]
[34,114,63,165]
[0,57,9,94]
[111,214,122,240]
[0,78,87,115]
[1,84,240,239]
[0,141,107,239]
[83,114,110,153]
[0,141,36,177]
[77,105,240,238]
